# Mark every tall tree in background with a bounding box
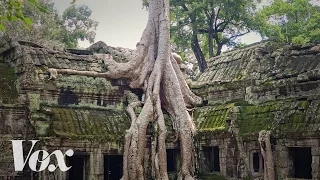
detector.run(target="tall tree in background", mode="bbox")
[256,0,320,44]
[49,0,202,179]
[1,0,98,49]
[170,0,260,72]
[61,4,98,48]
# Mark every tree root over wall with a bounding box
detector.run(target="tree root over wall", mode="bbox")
[47,0,202,179]
[229,117,252,179]
[258,130,275,180]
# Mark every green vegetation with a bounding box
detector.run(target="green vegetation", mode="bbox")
[143,0,320,72]
[1,0,98,49]
[169,0,259,72]
[0,0,44,31]
[255,0,320,44]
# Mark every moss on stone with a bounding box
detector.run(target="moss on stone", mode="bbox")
[49,107,129,143]
[196,172,226,180]
[27,93,40,112]
[194,103,234,133]
[298,100,310,109]
[34,121,50,136]
[0,63,18,104]
[238,100,311,136]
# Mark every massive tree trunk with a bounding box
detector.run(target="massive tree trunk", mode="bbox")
[47,0,202,179]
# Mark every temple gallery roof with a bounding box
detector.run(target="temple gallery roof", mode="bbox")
[192,41,320,137]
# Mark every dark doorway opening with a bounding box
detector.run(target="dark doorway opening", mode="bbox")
[104,155,123,180]
[167,149,177,172]
[202,146,220,172]
[67,155,88,180]
[289,147,312,179]
[253,152,260,172]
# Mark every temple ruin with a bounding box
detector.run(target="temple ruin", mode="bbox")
[1,36,320,179]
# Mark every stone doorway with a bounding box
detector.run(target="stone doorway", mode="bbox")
[166,149,178,172]
[67,155,89,180]
[104,155,123,180]
[202,146,220,172]
[289,147,312,179]
[252,152,260,173]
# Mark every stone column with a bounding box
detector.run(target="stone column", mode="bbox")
[274,145,289,179]
[311,147,320,179]
[89,148,104,180]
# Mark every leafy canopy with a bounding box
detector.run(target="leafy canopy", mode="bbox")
[1,0,98,49]
[168,0,260,73]
[256,0,320,44]
[0,0,46,31]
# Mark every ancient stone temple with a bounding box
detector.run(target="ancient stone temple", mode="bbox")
[1,36,320,179]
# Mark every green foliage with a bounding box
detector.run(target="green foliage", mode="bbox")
[61,4,98,48]
[255,0,320,44]
[0,0,45,31]
[170,0,260,59]
[1,0,97,49]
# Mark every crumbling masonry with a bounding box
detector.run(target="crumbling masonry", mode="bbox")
[1,37,320,179]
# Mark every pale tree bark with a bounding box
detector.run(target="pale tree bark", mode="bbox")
[47,0,202,179]
[258,130,275,180]
[229,116,252,179]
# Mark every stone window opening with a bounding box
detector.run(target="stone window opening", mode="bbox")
[288,147,312,179]
[104,155,123,180]
[202,146,220,172]
[66,154,89,180]
[250,150,264,176]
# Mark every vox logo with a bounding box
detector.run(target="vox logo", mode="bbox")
[11,140,74,172]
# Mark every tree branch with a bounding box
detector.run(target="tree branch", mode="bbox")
[214,7,221,30]
[198,29,209,34]
[216,21,230,32]
[181,4,189,12]
[223,30,251,44]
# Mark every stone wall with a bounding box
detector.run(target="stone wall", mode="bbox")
[192,41,320,179]
[1,36,320,179]
[0,37,134,179]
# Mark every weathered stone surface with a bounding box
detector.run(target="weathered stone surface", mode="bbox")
[1,37,320,179]
[192,41,320,179]
[0,38,132,179]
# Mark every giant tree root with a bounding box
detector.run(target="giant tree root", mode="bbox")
[229,118,251,179]
[47,0,201,179]
[258,130,275,180]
